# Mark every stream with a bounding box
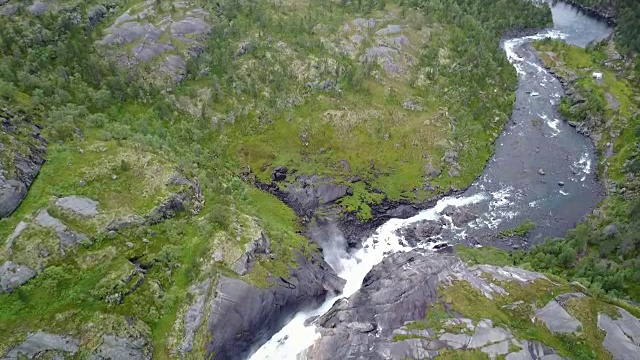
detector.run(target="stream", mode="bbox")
[248,1,613,359]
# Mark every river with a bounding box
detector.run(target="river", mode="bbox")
[248,1,613,359]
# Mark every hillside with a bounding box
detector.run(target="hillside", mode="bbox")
[1,0,639,359]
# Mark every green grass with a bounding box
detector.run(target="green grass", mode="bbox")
[500,220,535,238]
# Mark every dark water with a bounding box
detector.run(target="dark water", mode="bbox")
[447,1,614,247]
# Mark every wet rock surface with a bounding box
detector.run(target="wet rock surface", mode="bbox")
[396,219,444,246]
[205,251,345,360]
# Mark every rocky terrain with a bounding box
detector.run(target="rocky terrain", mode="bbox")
[1,0,639,359]
[302,249,640,359]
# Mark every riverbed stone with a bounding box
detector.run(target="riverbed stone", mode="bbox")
[55,196,99,217]
[534,300,582,333]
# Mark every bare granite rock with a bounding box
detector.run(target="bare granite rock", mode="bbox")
[179,279,212,354]
[3,331,79,359]
[598,307,640,360]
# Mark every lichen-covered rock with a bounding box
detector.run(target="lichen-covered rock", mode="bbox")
[0,261,36,293]
[231,233,271,276]
[98,2,212,83]
[35,209,89,251]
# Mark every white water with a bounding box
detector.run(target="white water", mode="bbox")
[249,26,574,360]
[248,193,486,359]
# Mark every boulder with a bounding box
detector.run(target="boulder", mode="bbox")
[87,5,107,28]
[603,224,618,237]
[4,331,79,359]
[55,196,99,217]
[396,220,444,246]
[0,261,36,293]
[0,180,27,218]
[442,204,478,227]
[106,214,145,232]
[205,251,344,360]
[5,220,28,251]
[272,166,288,182]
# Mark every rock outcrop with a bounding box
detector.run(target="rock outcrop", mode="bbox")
[55,196,99,217]
[299,249,637,359]
[98,1,212,83]
[90,335,152,360]
[0,107,47,218]
[281,176,352,218]
[598,307,640,360]
[205,252,345,360]
[3,331,79,359]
